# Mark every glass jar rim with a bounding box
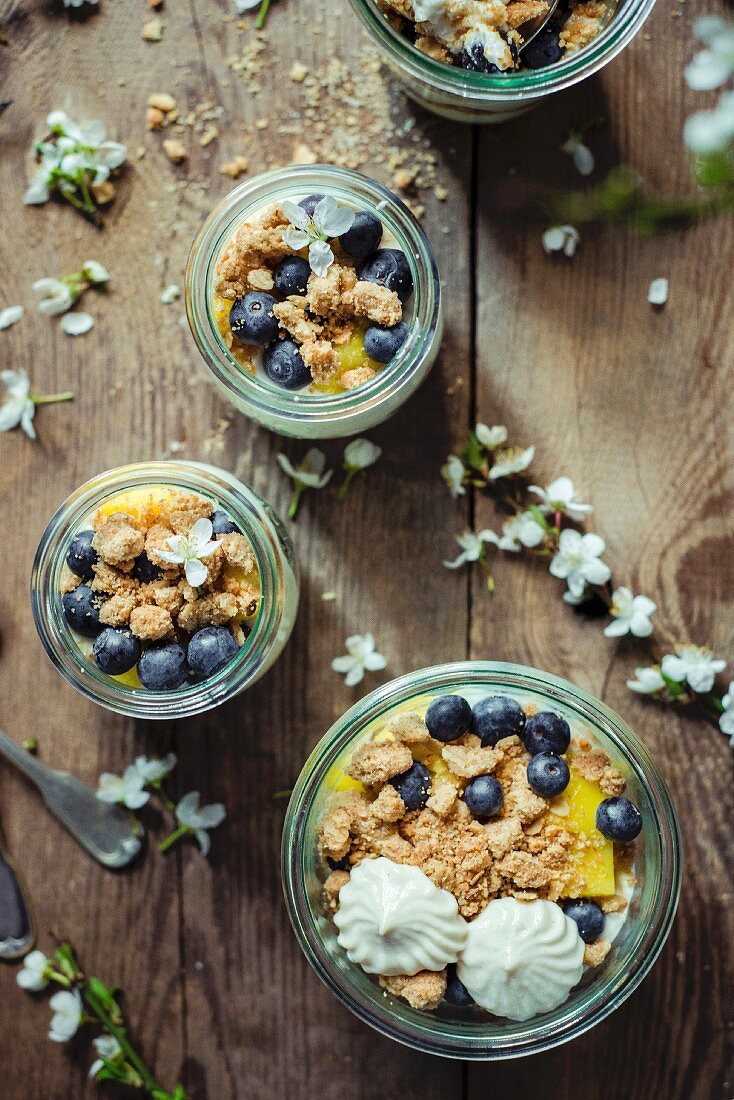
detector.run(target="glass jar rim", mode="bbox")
[347,0,657,101]
[31,461,293,720]
[185,164,441,432]
[282,661,681,1059]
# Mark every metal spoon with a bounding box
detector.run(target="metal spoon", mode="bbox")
[0,729,144,870]
[0,833,35,959]
[517,0,561,51]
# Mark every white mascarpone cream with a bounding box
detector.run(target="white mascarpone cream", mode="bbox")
[412,0,515,71]
[457,897,584,1021]
[334,857,468,976]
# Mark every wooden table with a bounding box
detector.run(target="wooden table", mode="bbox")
[0,0,732,1095]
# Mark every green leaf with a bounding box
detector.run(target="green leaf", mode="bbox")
[527,504,548,529]
[55,944,81,981]
[461,431,486,474]
[88,976,122,1022]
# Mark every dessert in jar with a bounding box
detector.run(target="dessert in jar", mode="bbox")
[282,663,681,1058]
[31,463,299,719]
[375,0,614,75]
[185,166,443,439]
[318,687,639,1019]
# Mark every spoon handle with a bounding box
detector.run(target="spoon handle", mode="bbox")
[0,833,35,959]
[0,729,143,870]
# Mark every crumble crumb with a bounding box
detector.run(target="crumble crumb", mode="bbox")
[441,738,502,779]
[345,281,402,326]
[372,784,407,823]
[570,743,626,796]
[346,741,413,785]
[130,604,174,642]
[379,970,447,1011]
[300,339,340,384]
[99,594,136,628]
[323,870,350,911]
[385,711,431,745]
[426,783,457,817]
[599,894,628,914]
[341,366,377,389]
[92,515,145,567]
[583,940,611,967]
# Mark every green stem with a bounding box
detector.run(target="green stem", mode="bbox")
[82,986,163,1095]
[159,825,190,853]
[338,469,357,501]
[288,485,303,520]
[31,391,75,406]
[155,782,177,813]
[255,0,271,28]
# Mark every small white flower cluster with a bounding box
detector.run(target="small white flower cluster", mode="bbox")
[332,633,387,687]
[25,110,126,218]
[33,259,109,337]
[15,953,86,1042]
[628,646,732,742]
[281,196,355,277]
[683,17,734,157]
[277,438,382,517]
[441,424,657,638]
[157,517,219,586]
[96,754,226,856]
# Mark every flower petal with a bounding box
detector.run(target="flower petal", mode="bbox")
[184,557,208,587]
[60,311,94,336]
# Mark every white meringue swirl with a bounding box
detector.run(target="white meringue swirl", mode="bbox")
[333,857,468,976]
[457,897,584,1021]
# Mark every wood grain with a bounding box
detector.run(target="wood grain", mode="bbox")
[0,0,732,1096]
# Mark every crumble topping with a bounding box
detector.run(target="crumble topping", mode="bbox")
[317,697,632,1013]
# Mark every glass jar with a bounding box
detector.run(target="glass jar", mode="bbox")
[348,0,656,123]
[185,164,443,439]
[31,461,299,720]
[282,661,681,1058]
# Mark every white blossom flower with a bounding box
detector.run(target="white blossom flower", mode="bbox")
[604,587,657,638]
[234,0,261,10]
[0,370,36,439]
[562,135,595,176]
[528,476,593,521]
[626,666,666,695]
[89,1035,122,1079]
[16,950,51,992]
[331,633,387,687]
[157,518,219,586]
[96,765,150,810]
[488,446,535,480]
[475,423,507,449]
[281,196,355,276]
[719,682,734,743]
[80,260,109,285]
[174,791,227,856]
[33,277,74,316]
[0,306,23,330]
[647,277,669,306]
[64,0,100,8]
[132,753,177,784]
[498,511,546,551]
[549,529,611,599]
[60,312,94,336]
[344,438,382,471]
[441,454,466,498]
[443,528,499,569]
[160,284,181,305]
[25,111,126,217]
[48,989,83,1043]
[277,447,333,517]
[542,225,580,257]
[684,91,734,155]
[684,16,734,91]
[661,645,726,694]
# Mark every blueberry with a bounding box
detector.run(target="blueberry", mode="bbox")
[363,322,409,364]
[131,551,160,584]
[327,854,350,872]
[229,291,279,346]
[464,774,504,818]
[472,695,526,747]
[562,899,606,944]
[210,509,241,536]
[526,752,570,797]
[92,628,141,676]
[522,711,571,756]
[62,584,103,638]
[390,762,431,811]
[137,643,188,692]
[522,27,563,70]
[358,249,413,303]
[273,255,312,297]
[444,963,474,1007]
[425,694,473,743]
[458,42,500,73]
[339,210,383,260]
[187,626,239,679]
[595,796,642,842]
[65,530,98,581]
[263,338,312,390]
[298,193,325,217]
